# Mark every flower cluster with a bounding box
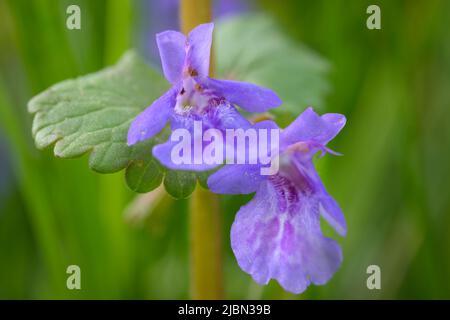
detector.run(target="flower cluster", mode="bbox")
[128,23,346,294]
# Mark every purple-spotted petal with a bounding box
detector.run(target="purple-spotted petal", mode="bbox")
[231,182,343,294]
[127,87,178,146]
[208,164,263,194]
[281,107,346,147]
[156,30,186,84]
[201,78,282,112]
[187,23,214,77]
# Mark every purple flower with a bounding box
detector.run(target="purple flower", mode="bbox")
[143,0,254,63]
[128,23,281,170]
[208,107,346,294]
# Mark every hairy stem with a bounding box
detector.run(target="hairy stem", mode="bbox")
[181,0,223,299]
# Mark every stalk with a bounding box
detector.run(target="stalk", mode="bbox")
[189,185,223,299]
[180,0,224,299]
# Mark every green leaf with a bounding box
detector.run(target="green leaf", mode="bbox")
[28,51,201,197]
[29,50,167,172]
[215,14,330,125]
[163,170,197,199]
[125,140,165,193]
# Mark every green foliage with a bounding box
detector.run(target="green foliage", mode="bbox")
[163,171,197,199]
[29,51,166,173]
[28,51,204,197]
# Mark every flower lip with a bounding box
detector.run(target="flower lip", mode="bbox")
[230,178,344,294]
[267,173,300,213]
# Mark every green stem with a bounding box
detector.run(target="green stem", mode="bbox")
[181,0,224,299]
[189,185,223,299]
[180,0,213,32]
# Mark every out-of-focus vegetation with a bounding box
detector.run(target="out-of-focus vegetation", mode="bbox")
[0,0,449,299]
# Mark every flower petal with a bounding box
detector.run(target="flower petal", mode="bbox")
[201,78,282,112]
[231,182,343,294]
[201,100,251,130]
[153,117,222,171]
[187,23,214,77]
[207,119,280,194]
[156,30,186,84]
[155,100,255,171]
[127,87,177,146]
[208,164,263,194]
[321,112,346,142]
[291,158,347,236]
[281,107,346,147]
[319,194,347,236]
[152,136,219,172]
[253,120,279,130]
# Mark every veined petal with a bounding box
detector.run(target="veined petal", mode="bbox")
[156,30,186,84]
[231,182,343,294]
[187,23,214,77]
[201,78,282,112]
[127,87,177,146]
[281,107,346,147]
[292,157,347,236]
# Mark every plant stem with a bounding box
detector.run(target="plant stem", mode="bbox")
[180,0,224,299]
[189,185,223,299]
[180,0,213,32]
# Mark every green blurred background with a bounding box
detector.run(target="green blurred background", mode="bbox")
[0,0,449,299]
